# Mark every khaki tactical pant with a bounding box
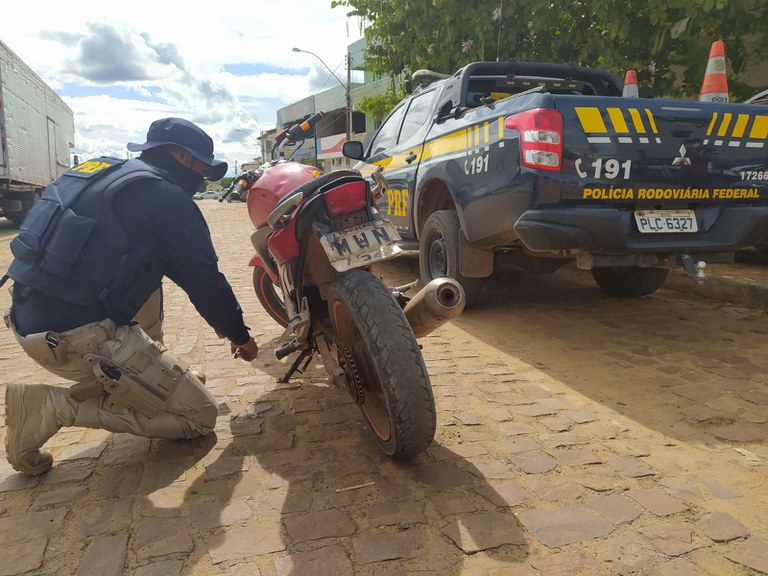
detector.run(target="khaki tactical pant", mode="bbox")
[5,291,216,439]
[134,287,164,343]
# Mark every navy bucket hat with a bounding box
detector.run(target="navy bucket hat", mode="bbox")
[128,117,228,181]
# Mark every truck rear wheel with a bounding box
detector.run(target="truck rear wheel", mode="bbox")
[7,213,25,228]
[419,210,482,306]
[7,191,40,228]
[591,266,669,297]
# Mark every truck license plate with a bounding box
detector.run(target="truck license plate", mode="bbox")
[634,210,698,233]
[319,220,402,271]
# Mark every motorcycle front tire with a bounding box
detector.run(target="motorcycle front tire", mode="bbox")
[253,266,290,327]
[327,269,436,459]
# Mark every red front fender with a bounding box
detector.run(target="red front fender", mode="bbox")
[248,253,263,268]
[249,254,280,283]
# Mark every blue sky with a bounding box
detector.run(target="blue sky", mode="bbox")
[3,1,364,177]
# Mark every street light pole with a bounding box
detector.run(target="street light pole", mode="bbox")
[346,51,353,144]
[235,129,260,147]
[292,47,353,166]
[234,128,262,172]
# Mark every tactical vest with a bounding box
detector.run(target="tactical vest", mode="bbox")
[6,157,165,324]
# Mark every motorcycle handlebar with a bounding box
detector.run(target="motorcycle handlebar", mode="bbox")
[287,111,324,141]
[273,130,287,147]
[219,170,259,202]
[272,111,325,160]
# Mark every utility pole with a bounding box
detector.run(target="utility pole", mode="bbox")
[346,51,353,146]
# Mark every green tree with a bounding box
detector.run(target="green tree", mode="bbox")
[358,84,409,122]
[332,0,767,100]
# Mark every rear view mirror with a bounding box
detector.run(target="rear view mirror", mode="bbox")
[342,141,365,160]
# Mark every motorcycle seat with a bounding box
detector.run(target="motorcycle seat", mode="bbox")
[266,170,362,229]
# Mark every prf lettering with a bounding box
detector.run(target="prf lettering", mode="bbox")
[583,187,762,201]
[71,161,112,174]
[387,188,408,217]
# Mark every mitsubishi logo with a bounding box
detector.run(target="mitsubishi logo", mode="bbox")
[672,144,692,166]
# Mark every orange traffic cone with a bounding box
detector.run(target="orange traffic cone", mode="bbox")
[622,70,639,98]
[699,40,729,103]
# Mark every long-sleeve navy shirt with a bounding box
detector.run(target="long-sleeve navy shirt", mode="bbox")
[13,161,251,345]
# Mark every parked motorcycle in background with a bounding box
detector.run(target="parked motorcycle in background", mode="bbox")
[222,112,466,458]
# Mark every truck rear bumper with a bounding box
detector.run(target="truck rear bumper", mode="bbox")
[514,206,768,254]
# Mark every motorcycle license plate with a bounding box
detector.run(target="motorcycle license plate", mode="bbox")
[319,220,402,272]
[634,210,698,233]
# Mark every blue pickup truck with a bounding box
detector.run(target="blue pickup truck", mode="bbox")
[343,61,768,305]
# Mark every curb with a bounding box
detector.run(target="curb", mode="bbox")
[554,261,768,309]
[663,268,768,308]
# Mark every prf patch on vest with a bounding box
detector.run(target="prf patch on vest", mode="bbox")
[65,157,123,179]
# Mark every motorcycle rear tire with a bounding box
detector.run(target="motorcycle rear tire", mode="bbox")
[253,266,289,327]
[327,269,436,459]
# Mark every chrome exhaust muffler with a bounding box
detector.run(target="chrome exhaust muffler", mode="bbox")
[402,277,465,338]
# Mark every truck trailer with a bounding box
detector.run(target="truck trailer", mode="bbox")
[0,39,74,227]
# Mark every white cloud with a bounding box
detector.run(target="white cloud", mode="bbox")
[3,0,364,177]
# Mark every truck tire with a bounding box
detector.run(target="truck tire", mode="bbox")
[7,213,25,228]
[591,266,669,298]
[7,191,40,228]
[419,210,482,306]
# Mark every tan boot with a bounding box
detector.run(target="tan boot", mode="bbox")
[5,384,77,475]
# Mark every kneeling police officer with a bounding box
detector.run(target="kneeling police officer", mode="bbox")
[1,117,259,475]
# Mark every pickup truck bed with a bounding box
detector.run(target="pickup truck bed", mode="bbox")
[344,61,768,304]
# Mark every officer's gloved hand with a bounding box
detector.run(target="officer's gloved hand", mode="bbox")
[231,337,258,362]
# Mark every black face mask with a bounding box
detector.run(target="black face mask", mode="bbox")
[139,148,205,195]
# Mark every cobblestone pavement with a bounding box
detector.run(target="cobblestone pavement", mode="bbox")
[0,202,766,575]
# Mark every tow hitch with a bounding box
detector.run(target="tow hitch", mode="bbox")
[680,254,707,283]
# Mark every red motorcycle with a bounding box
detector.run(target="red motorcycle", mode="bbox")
[223,112,465,458]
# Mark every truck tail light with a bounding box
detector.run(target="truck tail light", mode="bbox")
[323,180,369,218]
[504,108,563,172]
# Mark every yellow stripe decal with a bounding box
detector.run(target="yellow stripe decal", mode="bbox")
[484,121,490,144]
[607,108,629,133]
[644,109,658,134]
[732,114,750,138]
[717,113,732,137]
[750,116,768,139]
[421,129,474,163]
[498,117,504,140]
[706,113,718,136]
[575,107,607,133]
[629,108,646,133]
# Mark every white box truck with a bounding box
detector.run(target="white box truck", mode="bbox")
[0,39,75,227]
